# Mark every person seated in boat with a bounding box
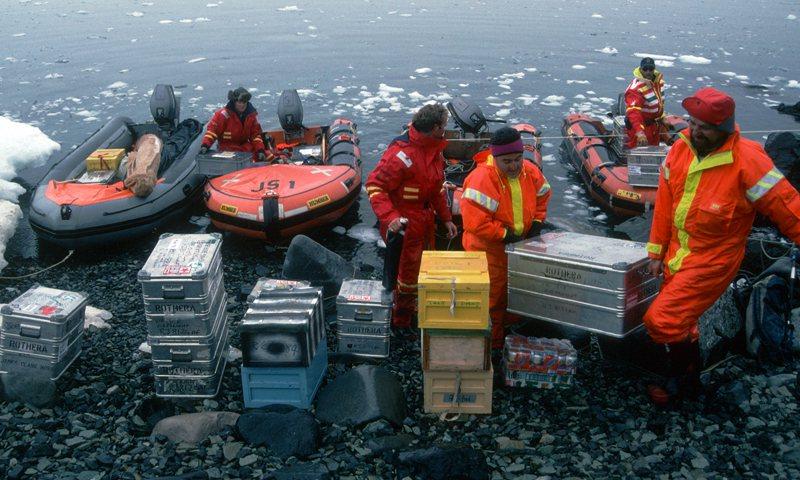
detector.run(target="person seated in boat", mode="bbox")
[199,87,276,162]
[625,57,668,148]
[460,127,552,351]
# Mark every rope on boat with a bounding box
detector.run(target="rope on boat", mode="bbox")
[0,250,75,281]
[532,128,800,141]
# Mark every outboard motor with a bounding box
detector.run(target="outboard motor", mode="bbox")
[150,84,180,130]
[447,98,488,136]
[277,89,304,134]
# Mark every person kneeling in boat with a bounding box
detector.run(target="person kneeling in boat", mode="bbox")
[366,103,458,330]
[199,87,276,163]
[625,57,668,148]
[644,87,800,406]
[460,127,552,350]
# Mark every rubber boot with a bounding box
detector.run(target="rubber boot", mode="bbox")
[491,348,505,390]
[647,340,702,407]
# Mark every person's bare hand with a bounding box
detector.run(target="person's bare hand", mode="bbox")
[648,259,663,277]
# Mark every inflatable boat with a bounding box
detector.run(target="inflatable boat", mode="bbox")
[441,99,544,225]
[203,90,361,240]
[560,101,688,218]
[29,85,206,249]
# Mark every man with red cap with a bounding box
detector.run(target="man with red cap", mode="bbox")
[644,87,800,405]
[625,57,668,148]
[366,103,458,329]
[460,126,552,349]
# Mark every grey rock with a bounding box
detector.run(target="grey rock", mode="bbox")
[316,365,406,427]
[151,412,239,444]
[282,234,355,297]
[1,373,57,407]
[222,441,243,461]
[495,437,526,452]
[746,417,766,430]
[77,472,103,480]
[236,409,319,459]
[365,434,415,455]
[691,455,710,469]
[239,454,259,467]
[148,472,209,480]
[268,462,330,480]
[396,445,489,480]
[768,374,796,388]
[363,419,394,436]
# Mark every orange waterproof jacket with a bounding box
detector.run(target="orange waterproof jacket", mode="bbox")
[461,157,551,253]
[644,128,800,342]
[625,67,665,132]
[202,102,267,154]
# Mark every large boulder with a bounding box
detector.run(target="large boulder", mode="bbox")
[151,412,239,444]
[395,445,489,480]
[699,285,742,361]
[315,365,406,427]
[236,408,319,459]
[282,235,355,297]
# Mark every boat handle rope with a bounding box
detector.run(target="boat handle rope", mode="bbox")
[533,128,800,141]
[0,250,75,281]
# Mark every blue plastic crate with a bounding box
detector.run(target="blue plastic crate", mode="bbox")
[241,343,327,409]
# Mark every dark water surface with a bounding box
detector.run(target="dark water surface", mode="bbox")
[3,0,799,264]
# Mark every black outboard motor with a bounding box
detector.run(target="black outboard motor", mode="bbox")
[447,98,488,136]
[277,89,304,134]
[150,84,180,130]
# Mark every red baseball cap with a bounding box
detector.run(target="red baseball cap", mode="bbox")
[682,87,736,133]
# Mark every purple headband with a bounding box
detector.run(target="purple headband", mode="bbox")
[490,139,524,157]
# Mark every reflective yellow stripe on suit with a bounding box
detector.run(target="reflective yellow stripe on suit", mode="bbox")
[508,177,524,235]
[463,188,499,212]
[667,133,734,275]
[746,168,784,202]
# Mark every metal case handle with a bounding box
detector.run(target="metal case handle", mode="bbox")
[170,349,193,362]
[19,324,41,338]
[162,285,185,299]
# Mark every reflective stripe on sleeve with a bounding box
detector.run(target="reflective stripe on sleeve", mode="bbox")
[746,168,784,202]
[537,182,551,196]
[463,188,499,212]
[646,242,663,255]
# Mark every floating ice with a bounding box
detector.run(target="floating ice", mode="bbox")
[496,108,511,117]
[379,83,404,93]
[596,46,618,54]
[678,55,711,65]
[138,342,152,354]
[44,73,63,79]
[572,65,586,70]
[415,67,432,74]
[278,5,300,11]
[633,53,676,61]
[524,67,537,72]
[788,80,800,89]
[656,60,674,68]
[542,154,556,162]
[179,18,193,23]
[591,13,603,18]
[347,225,381,243]
[517,94,538,106]
[107,81,128,89]
[541,95,565,107]
[159,19,173,24]
[567,80,590,85]
[195,17,211,22]
[333,85,347,94]
[188,57,206,63]
[788,14,797,20]
[0,203,21,272]
[127,11,144,17]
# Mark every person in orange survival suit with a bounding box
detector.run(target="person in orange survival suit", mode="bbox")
[366,103,459,328]
[460,127,552,349]
[625,57,669,148]
[199,87,275,162]
[644,87,800,405]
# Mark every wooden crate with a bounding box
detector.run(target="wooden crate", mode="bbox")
[417,251,489,330]
[423,365,493,415]
[421,329,490,371]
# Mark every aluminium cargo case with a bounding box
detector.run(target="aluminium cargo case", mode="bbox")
[196,150,255,178]
[154,353,227,398]
[0,331,82,380]
[240,309,320,367]
[143,270,224,317]
[336,333,390,358]
[336,279,392,323]
[138,233,223,300]
[417,251,490,330]
[626,145,669,188]
[146,289,227,340]
[506,232,658,337]
[247,278,311,303]
[150,315,228,363]
[1,286,88,341]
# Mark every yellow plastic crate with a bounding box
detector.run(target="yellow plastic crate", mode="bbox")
[417,251,489,330]
[86,148,126,172]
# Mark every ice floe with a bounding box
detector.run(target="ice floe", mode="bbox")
[0,117,60,272]
[347,225,381,244]
[187,57,206,63]
[596,46,618,55]
[678,55,711,65]
[591,13,603,18]
[788,80,800,89]
[127,11,144,17]
[541,95,566,107]
[788,14,797,20]
[415,67,432,74]
[633,53,676,61]
[572,65,586,70]
[278,5,300,12]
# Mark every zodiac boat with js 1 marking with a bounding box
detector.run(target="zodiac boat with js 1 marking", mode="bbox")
[203,90,361,240]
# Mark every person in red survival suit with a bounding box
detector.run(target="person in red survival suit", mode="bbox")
[366,103,458,328]
[644,87,800,406]
[200,87,275,162]
[460,127,552,349]
[625,57,669,148]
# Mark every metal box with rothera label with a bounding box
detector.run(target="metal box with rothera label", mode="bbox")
[138,233,223,301]
[506,232,659,337]
[336,279,392,358]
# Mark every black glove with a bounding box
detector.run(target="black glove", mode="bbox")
[527,221,543,238]
[257,151,267,162]
[503,229,523,244]
[199,145,209,155]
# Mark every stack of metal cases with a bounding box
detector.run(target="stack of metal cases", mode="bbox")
[240,278,327,409]
[626,145,670,188]
[503,335,577,389]
[0,286,88,380]
[138,233,228,399]
[336,279,392,358]
[507,232,660,338]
